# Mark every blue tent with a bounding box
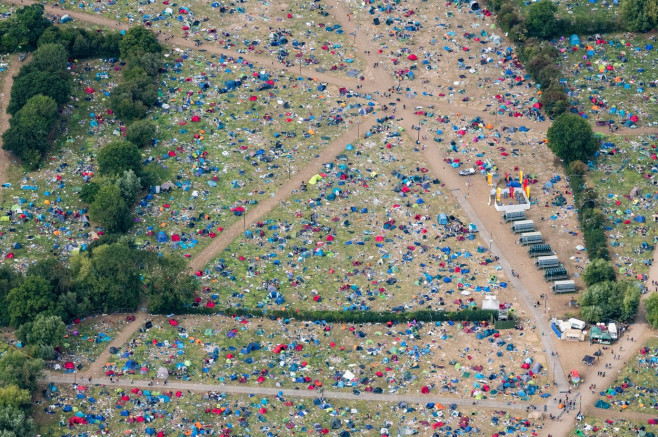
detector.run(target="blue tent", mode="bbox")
[437,213,448,225]
[635,215,646,223]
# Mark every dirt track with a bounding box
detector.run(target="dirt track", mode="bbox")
[0,54,24,198]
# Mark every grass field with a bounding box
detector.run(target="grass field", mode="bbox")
[590,135,657,282]
[65,0,364,77]
[197,125,519,313]
[557,33,658,128]
[54,315,128,373]
[572,415,656,437]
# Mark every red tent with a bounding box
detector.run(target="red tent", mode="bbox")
[191,115,200,122]
[408,54,418,60]
[65,362,75,369]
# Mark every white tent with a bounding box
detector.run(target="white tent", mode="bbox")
[157,367,169,380]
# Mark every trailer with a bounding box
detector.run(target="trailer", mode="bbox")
[535,256,561,269]
[511,220,535,234]
[528,244,553,257]
[551,280,576,294]
[519,232,543,245]
[544,267,568,282]
[502,210,526,222]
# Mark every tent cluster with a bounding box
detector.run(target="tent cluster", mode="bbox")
[100,315,548,403]
[594,345,658,411]
[42,379,546,436]
[597,138,658,280]
[558,34,656,126]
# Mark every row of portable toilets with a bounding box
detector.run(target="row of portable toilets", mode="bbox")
[502,210,576,294]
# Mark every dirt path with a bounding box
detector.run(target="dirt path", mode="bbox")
[83,310,147,377]
[391,110,570,393]
[0,54,24,197]
[41,373,554,413]
[188,114,379,271]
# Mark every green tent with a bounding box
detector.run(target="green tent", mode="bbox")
[595,400,610,409]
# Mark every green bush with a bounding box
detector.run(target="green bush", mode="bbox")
[621,0,658,32]
[38,27,122,59]
[126,119,157,148]
[97,141,143,177]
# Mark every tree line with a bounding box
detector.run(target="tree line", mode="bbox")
[487,0,654,42]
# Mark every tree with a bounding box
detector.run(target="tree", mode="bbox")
[80,181,101,203]
[526,0,559,39]
[5,276,57,328]
[547,113,599,163]
[126,119,157,148]
[116,170,142,204]
[7,68,72,115]
[621,0,658,32]
[119,26,161,59]
[0,266,21,326]
[29,43,68,72]
[582,259,616,286]
[97,141,142,176]
[2,94,58,166]
[146,256,196,313]
[622,285,641,322]
[74,243,142,312]
[89,184,132,233]
[0,4,51,53]
[0,405,35,437]
[27,258,73,296]
[16,314,65,348]
[0,350,43,391]
[127,52,163,77]
[646,293,658,329]
[540,83,569,117]
[0,386,31,410]
[579,281,639,323]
